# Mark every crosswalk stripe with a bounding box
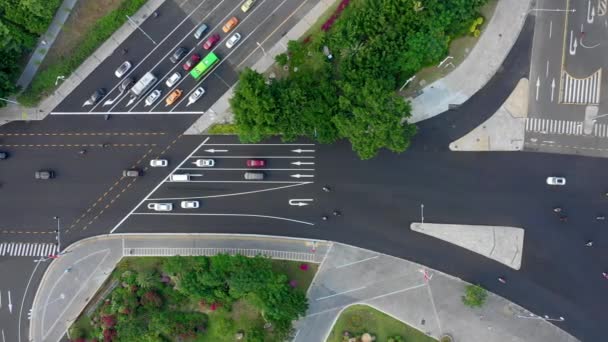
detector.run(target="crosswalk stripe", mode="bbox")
[561,70,602,104]
[0,243,57,257]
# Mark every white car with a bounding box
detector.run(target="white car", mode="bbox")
[181,200,200,209]
[187,87,205,106]
[165,72,182,87]
[546,177,566,186]
[226,33,241,48]
[145,90,162,106]
[114,61,132,78]
[194,159,215,167]
[150,159,168,167]
[147,202,173,211]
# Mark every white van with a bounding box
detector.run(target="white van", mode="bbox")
[170,174,190,181]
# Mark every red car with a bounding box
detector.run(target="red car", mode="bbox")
[182,54,201,71]
[246,159,265,168]
[202,34,220,50]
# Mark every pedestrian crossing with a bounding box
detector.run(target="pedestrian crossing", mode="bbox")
[0,243,57,257]
[560,69,601,105]
[525,118,584,135]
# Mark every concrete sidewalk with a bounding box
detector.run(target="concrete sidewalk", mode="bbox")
[296,243,577,342]
[29,234,329,342]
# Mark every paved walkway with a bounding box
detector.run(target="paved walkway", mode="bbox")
[30,234,577,342]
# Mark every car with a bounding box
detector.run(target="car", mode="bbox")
[165,89,183,106]
[147,202,173,211]
[194,159,214,167]
[118,77,134,92]
[546,176,566,186]
[0,152,8,160]
[193,23,209,39]
[246,159,265,167]
[187,87,205,106]
[222,17,239,33]
[35,170,54,180]
[150,159,168,167]
[123,169,141,177]
[145,89,162,106]
[83,88,106,106]
[181,200,200,209]
[241,0,256,12]
[165,72,182,87]
[244,171,264,180]
[203,34,220,50]
[114,61,132,78]
[225,33,241,48]
[182,54,201,71]
[169,47,188,63]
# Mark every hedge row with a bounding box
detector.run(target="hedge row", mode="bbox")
[18,0,148,106]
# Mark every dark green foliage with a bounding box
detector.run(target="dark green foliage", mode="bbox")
[17,0,147,106]
[232,0,487,159]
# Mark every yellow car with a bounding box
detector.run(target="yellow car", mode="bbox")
[223,16,239,33]
[165,89,183,106]
[241,0,256,12]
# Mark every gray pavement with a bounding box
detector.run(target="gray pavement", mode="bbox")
[31,234,578,342]
[296,243,578,342]
[0,0,166,124]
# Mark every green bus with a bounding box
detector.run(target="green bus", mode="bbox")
[190,52,219,79]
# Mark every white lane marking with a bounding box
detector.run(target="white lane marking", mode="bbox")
[190,155,314,159]
[169,180,310,184]
[237,0,311,69]
[148,182,311,201]
[291,174,314,178]
[110,138,210,233]
[204,149,229,153]
[52,111,202,115]
[87,0,216,112]
[315,287,366,301]
[178,168,315,171]
[154,0,280,111]
[0,290,2,309]
[335,256,380,269]
[7,291,11,314]
[131,212,315,226]
[292,149,315,153]
[546,60,549,78]
[289,199,313,206]
[549,20,553,38]
[292,161,315,165]
[1,329,4,342]
[172,0,304,110]
[204,143,315,146]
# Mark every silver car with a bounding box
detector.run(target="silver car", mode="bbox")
[226,33,241,48]
[166,72,181,87]
[145,89,162,106]
[193,23,208,39]
[187,87,205,106]
[114,61,132,78]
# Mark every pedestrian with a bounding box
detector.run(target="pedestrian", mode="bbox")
[585,240,593,247]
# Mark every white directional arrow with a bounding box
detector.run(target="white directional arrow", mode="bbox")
[536,77,540,101]
[551,78,556,102]
[292,149,315,153]
[569,30,578,55]
[588,1,595,23]
[291,161,315,166]
[291,174,314,178]
[7,290,12,314]
[126,96,137,107]
[204,149,228,153]
[289,199,314,206]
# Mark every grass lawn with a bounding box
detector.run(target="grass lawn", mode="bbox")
[39,0,126,73]
[400,0,499,97]
[207,123,238,134]
[326,304,437,342]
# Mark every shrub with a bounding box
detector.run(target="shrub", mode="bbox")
[462,284,487,308]
[275,53,289,66]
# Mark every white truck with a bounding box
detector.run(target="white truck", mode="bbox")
[127,72,157,106]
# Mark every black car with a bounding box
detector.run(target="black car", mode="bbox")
[83,88,106,106]
[119,77,134,92]
[169,47,188,63]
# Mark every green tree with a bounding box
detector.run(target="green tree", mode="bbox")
[462,284,487,308]
[135,270,158,289]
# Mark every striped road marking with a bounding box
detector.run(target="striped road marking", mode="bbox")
[560,69,601,105]
[0,243,57,257]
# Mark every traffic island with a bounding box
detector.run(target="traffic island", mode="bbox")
[410,223,524,270]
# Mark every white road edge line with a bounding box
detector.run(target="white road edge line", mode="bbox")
[178,168,315,171]
[335,255,379,269]
[51,111,202,115]
[315,286,367,301]
[190,156,314,159]
[109,137,210,233]
[148,182,312,200]
[204,143,316,146]
[131,212,315,226]
[19,260,43,342]
[167,180,310,184]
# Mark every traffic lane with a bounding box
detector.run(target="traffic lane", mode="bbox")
[61,136,206,244]
[53,0,192,113]
[146,181,310,200]
[187,143,316,159]
[0,258,48,342]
